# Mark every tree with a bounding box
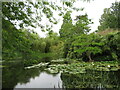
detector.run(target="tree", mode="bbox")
[59,11,93,58]
[72,34,104,61]
[2,19,32,60]
[72,14,92,35]
[59,12,92,39]
[2,0,89,32]
[105,32,120,61]
[59,11,73,39]
[2,0,93,62]
[98,1,120,31]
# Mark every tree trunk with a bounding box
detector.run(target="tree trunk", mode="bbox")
[88,55,92,62]
[87,52,93,62]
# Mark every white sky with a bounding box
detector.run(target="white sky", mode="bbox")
[34,0,119,37]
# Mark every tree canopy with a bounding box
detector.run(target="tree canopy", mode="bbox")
[2,0,120,66]
[98,1,120,31]
[2,0,91,32]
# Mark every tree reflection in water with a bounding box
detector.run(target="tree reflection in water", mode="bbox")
[61,69,120,89]
[2,61,120,89]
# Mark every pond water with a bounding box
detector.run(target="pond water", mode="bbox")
[15,72,62,88]
[2,62,120,89]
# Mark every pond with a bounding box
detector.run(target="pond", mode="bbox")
[15,72,62,88]
[2,61,120,89]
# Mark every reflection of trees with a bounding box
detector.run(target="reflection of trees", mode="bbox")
[2,64,43,88]
[61,70,120,88]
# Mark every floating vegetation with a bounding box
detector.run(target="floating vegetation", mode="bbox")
[46,60,119,74]
[24,62,49,69]
[51,59,65,63]
[50,59,65,64]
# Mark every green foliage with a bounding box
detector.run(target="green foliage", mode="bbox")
[2,1,120,89]
[61,70,119,88]
[2,1,85,31]
[50,41,64,59]
[47,60,119,74]
[2,0,119,67]
[2,2,35,28]
[92,32,120,61]
[59,12,92,59]
[98,1,120,31]
[59,11,73,39]
[45,31,64,59]
[73,14,92,34]
[2,19,52,64]
[105,32,120,60]
[71,33,103,61]
[23,60,39,67]
[59,12,92,39]
[64,31,120,62]
[2,18,63,66]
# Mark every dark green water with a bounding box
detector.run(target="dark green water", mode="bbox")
[2,62,120,89]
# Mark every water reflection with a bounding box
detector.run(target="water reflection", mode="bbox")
[15,72,62,88]
[2,62,120,89]
[2,62,63,89]
[61,70,120,89]
[2,66,41,88]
